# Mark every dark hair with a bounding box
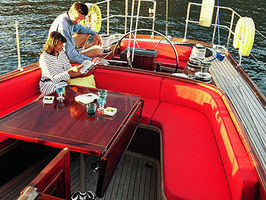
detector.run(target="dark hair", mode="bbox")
[72,1,88,16]
[43,31,66,55]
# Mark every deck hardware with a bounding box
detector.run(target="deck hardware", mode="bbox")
[71,191,96,200]
[91,160,101,174]
[145,161,154,168]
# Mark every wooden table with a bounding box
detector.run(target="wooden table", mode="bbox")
[0,86,143,198]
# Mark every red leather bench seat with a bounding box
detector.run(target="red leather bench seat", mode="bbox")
[152,102,231,199]
[153,78,258,200]
[0,69,41,147]
[203,95,258,200]
[120,40,192,69]
[0,69,41,117]
[94,68,162,124]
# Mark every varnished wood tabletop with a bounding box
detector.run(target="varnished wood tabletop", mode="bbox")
[0,86,140,156]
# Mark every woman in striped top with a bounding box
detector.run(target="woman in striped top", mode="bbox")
[39,31,83,95]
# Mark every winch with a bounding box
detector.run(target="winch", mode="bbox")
[184,44,213,83]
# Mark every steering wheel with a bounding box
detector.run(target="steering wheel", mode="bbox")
[112,29,179,72]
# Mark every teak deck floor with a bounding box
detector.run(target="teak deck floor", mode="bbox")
[0,151,159,200]
[210,57,266,170]
[71,152,159,200]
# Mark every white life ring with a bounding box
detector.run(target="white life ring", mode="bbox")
[233,17,255,56]
[81,3,102,33]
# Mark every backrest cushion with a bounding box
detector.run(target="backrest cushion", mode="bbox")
[94,68,162,99]
[0,69,41,112]
[160,77,258,199]
[120,40,192,62]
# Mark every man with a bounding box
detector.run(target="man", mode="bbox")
[49,1,103,63]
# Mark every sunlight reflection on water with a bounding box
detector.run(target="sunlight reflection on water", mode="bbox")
[0,0,265,95]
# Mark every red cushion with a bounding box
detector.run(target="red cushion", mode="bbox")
[159,78,258,199]
[152,102,231,200]
[94,68,162,124]
[0,95,40,118]
[120,40,192,61]
[94,68,162,99]
[140,98,160,124]
[204,97,258,200]
[0,69,41,112]
[0,69,41,147]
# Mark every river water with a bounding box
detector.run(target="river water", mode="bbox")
[0,0,265,95]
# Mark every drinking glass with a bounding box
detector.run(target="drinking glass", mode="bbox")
[98,89,107,99]
[97,97,106,111]
[97,89,107,111]
[86,103,97,117]
[55,84,65,102]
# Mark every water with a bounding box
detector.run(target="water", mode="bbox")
[0,0,265,95]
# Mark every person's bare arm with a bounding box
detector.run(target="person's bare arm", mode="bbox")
[67,65,83,78]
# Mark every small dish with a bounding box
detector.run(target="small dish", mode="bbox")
[104,107,117,116]
[43,96,55,104]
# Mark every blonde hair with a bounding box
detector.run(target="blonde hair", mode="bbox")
[70,1,88,16]
[43,31,66,55]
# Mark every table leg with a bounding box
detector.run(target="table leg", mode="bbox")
[80,153,86,192]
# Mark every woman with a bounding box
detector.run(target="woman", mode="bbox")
[39,31,82,95]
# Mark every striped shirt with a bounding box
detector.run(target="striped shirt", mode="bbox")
[39,51,71,95]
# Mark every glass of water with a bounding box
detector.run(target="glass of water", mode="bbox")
[97,89,107,111]
[55,84,65,102]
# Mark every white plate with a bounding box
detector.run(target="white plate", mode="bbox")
[75,93,98,104]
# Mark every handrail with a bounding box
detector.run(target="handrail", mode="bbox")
[86,0,156,36]
[15,21,23,71]
[183,2,243,48]
[182,2,266,67]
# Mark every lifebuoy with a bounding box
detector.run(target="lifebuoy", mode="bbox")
[81,3,102,33]
[233,17,255,56]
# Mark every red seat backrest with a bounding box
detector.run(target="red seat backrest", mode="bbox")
[160,78,258,199]
[94,68,162,100]
[0,69,41,112]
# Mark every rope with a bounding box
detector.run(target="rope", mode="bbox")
[256,29,266,39]
[249,53,266,71]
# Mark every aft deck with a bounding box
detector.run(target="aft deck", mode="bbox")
[210,56,266,179]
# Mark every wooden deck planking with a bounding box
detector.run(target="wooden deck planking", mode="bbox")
[210,57,266,168]
[69,152,159,200]
[215,59,266,138]
[100,153,158,200]
[214,60,264,129]
[0,151,159,200]
[0,156,54,200]
[212,59,266,141]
